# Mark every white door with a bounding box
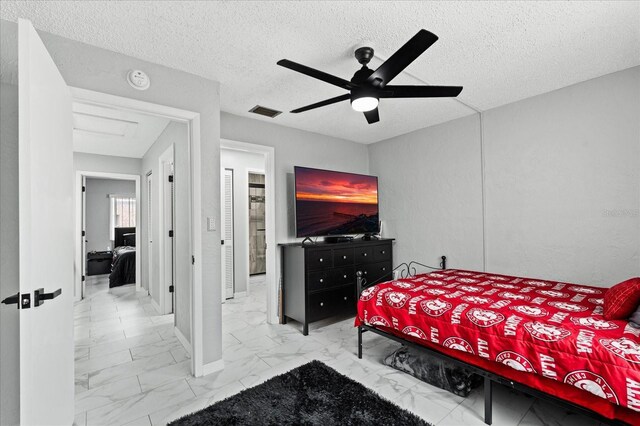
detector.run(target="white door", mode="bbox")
[18,19,74,424]
[81,175,87,298]
[163,162,175,313]
[146,172,153,296]
[221,169,234,300]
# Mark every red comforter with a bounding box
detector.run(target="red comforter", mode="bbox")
[355,269,640,423]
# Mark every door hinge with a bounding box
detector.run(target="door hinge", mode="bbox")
[169,230,174,238]
[82,230,86,237]
[169,285,174,293]
[82,275,85,282]
[168,175,174,183]
[192,255,195,265]
[221,240,225,245]
[82,185,86,192]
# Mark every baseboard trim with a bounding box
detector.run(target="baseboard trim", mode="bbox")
[201,359,224,376]
[174,326,192,354]
[150,298,161,314]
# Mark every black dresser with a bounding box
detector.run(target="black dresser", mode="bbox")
[280,238,394,335]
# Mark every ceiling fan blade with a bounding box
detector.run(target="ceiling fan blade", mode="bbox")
[291,94,350,113]
[367,29,438,87]
[277,59,352,90]
[380,85,463,98]
[363,108,379,124]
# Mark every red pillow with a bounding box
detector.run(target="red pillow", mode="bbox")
[603,277,640,320]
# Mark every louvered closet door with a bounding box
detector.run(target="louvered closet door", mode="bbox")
[221,169,235,299]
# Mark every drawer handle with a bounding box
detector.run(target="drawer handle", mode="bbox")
[320,302,324,307]
[319,279,323,283]
[343,275,347,279]
[363,253,367,257]
[382,267,386,271]
[381,250,386,254]
[364,271,368,275]
[319,258,323,262]
[343,296,347,301]
[343,255,347,259]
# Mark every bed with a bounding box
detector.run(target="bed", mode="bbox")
[109,227,136,288]
[355,262,640,425]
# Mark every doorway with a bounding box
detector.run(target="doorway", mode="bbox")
[70,87,205,376]
[220,140,276,324]
[249,172,266,276]
[75,172,141,300]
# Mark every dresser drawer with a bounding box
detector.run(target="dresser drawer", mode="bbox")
[373,244,392,262]
[354,246,373,264]
[358,261,392,285]
[334,285,357,317]
[307,270,331,292]
[306,249,332,271]
[308,286,356,322]
[332,266,355,286]
[333,248,354,266]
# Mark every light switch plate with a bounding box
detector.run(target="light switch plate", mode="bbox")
[207,217,216,231]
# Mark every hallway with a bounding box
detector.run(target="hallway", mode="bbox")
[74,280,187,425]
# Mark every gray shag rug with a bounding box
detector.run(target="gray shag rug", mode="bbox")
[169,360,431,426]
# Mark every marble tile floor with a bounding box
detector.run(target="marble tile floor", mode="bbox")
[73,275,607,426]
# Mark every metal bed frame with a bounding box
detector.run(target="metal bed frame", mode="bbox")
[355,257,629,426]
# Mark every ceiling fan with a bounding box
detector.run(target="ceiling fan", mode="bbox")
[277,29,463,124]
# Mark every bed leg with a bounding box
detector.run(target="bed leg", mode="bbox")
[357,326,363,359]
[484,376,492,425]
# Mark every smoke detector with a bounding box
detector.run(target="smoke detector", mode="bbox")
[127,70,150,90]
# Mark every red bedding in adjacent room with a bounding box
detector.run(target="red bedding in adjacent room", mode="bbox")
[355,269,640,423]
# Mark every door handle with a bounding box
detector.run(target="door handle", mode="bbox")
[34,288,62,307]
[1,293,19,308]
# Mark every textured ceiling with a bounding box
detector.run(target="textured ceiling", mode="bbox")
[1,1,639,144]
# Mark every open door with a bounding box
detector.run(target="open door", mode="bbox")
[221,169,235,300]
[18,19,74,424]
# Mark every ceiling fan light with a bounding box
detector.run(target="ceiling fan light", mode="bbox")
[351,96,379,112]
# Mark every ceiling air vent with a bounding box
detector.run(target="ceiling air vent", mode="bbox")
[249,105,282,118]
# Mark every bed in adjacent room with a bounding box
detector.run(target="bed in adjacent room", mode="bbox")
[356,267,640,425]
[109,227,136,288]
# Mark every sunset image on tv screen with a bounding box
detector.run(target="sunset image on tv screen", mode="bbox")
[295,167,379,237]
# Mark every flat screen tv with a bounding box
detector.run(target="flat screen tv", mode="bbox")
[294,166,379,237]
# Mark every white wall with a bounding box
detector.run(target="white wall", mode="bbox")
[368,114,485,271]
[220,112,370,312]
[220,148,265,295]
[483,66,640,285]
[0,82,20,426]
[1,19,223,364]
[141,121,191,341]
[369,66,640,286]
[85,178,136,253]
[74,152,142,176]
